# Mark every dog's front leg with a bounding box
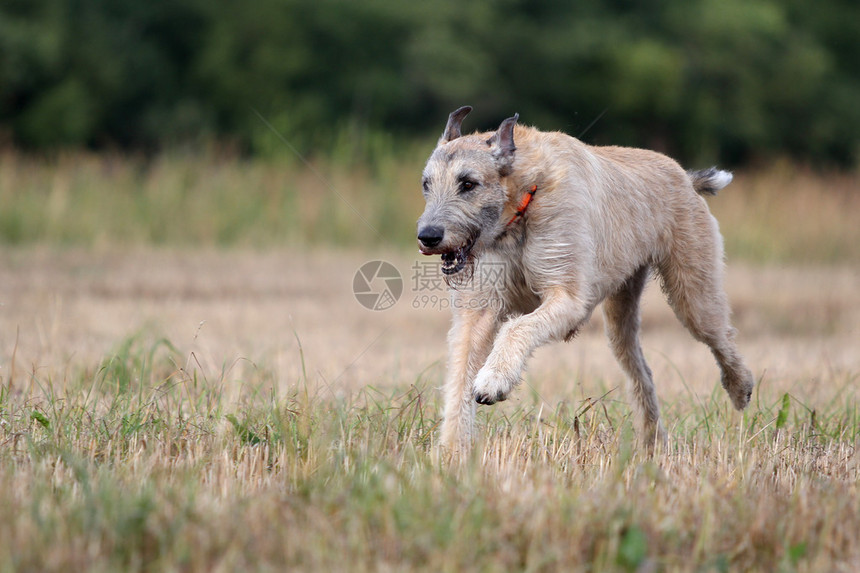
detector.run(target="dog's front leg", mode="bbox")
[473,290,587,404]
[440,306,498,454]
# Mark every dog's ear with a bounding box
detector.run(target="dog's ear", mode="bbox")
[439,106,473,145]
[487,113,518,175]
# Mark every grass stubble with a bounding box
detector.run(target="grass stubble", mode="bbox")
[0,334,857,572]
[0,152,858,571]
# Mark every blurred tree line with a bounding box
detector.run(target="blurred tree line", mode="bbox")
[1,0,858,167]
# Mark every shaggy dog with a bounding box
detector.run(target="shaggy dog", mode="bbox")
[417,106,754,452]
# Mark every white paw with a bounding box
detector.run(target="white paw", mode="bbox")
[472,366,516,405]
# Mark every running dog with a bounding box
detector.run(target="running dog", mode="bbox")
[417,106,754,452]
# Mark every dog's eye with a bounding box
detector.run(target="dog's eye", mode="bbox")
[422,179,429,194]
[459,180,477,193]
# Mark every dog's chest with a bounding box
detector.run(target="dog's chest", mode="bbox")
[475,247,541,315]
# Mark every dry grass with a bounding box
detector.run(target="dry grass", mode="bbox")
[1,248,858,571]
[2,371,858,572]
[708,163,860,263]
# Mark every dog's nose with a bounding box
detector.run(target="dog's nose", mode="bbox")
[417,226,444,249]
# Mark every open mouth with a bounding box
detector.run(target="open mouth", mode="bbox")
[439,234,477,275]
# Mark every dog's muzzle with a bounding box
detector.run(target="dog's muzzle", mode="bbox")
[418,225,479,275]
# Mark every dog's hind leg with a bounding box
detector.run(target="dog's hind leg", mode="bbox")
[440,307,498,455]
[603,265,666,446]
[658,212,754,410]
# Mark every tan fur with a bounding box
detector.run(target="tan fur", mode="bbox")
[417,107,754,454]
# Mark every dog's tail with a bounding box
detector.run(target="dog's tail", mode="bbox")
[688,167,733,196]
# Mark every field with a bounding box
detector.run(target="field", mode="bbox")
[1,153,859,571]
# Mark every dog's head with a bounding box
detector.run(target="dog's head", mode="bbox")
[417,106,518,275]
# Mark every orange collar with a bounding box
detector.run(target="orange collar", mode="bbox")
[506,185,538,227]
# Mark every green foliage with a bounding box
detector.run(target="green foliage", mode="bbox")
[776,392,791,430]
[1,0,859,166]
[788,541,808,565]
[617,525,648,570]
[30,410,51,430]
[226,413,263,445]
[98,334,180,394]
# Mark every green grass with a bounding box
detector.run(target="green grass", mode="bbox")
[1,151,859,263]
[1,333,858,571]
[0,150,427,248]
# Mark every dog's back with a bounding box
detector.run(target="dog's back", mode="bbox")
[503,130,721,295]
